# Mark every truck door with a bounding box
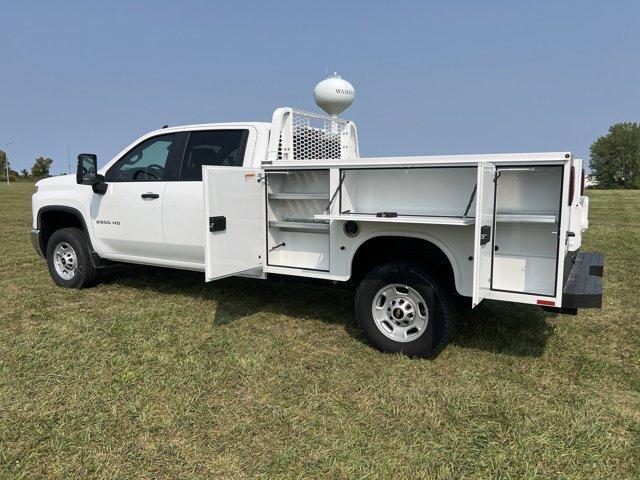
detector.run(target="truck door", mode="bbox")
[203,166,265,281]
[162,128,256,265]
[92,133,179,259]
[472,162,496,307]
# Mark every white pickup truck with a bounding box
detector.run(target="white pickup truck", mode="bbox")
[31,106,603,357]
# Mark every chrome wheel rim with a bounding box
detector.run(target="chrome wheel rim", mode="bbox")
[53,242,78,280]
[371,283,429,343]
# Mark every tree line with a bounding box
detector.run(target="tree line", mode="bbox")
[589,122,640,189]
[0,151,53,181]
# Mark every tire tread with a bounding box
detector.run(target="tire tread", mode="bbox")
[355,261,454,358]
[46,227,98,289]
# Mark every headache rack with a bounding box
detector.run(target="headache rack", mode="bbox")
[266,108,359,163]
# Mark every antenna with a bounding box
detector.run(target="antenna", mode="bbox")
[313,72,355,118]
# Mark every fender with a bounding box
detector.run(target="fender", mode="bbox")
[348,228,466,296]
[36,205,110,268]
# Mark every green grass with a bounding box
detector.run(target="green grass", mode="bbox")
[0,182,638,479]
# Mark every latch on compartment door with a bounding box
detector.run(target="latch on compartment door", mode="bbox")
[480,225,491,245]
[209,216,226,232]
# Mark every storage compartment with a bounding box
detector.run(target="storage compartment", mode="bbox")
[266,170,330,271]
[338,167,477,218]
[491,166,563,296]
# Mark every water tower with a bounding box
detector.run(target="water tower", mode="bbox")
[314,73,355,118]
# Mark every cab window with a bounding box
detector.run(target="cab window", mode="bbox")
[180,130,248,181]
[108,134,178,182]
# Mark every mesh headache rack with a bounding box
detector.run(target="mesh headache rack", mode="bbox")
[266,108,359,163]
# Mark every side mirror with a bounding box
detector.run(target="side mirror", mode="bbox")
[77,153,98,185]
[76,153,107,194]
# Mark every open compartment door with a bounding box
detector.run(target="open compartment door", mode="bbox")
[204,167,264,281]
[472,163,496,307]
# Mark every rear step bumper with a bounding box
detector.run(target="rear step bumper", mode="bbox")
[562,252,604,309]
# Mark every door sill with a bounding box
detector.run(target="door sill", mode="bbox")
[104,253,206,272]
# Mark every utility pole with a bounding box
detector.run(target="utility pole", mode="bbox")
[4,142,13,186]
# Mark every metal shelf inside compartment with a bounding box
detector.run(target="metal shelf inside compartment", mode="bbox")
[268,193,329,200]
[495,212,557,223]
[314,213,474,226]
[268,218,329,233]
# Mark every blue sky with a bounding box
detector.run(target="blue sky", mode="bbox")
[1,0,638,174]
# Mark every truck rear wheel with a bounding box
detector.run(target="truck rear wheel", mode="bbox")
[46,227,98,289]
[355,261,453,358]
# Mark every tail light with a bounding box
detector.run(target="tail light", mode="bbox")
[580,168,585,196]
[568,166,575,206]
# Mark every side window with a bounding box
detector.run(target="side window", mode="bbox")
[180,130,248,181]
[108,134,178,182]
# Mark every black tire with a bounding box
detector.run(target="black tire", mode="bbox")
[46,227,98,289]
[355,261,453,358]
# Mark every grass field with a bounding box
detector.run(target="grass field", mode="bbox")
[0,182,638,479]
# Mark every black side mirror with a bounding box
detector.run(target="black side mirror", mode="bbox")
[77,153,98,184]
[76,153,107,194]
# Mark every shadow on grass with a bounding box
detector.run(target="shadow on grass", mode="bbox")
[99,264,555,358]
[98,264,363,337]
[452,300,555,357]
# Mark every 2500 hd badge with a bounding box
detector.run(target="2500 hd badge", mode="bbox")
[96,220,120,225]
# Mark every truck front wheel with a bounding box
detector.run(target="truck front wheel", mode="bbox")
[355,262,453,358]
[46,228,98,289]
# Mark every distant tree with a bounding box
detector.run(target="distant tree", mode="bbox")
[0,151,19,181]
[31,156,53,178]
[589,122,640,189]
[20,168,30,178]
[0,150,7,181]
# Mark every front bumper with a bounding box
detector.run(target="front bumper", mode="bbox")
[562,252,604,308]
[31,228,44,258]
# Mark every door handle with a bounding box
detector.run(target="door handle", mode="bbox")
[141,193,160,199]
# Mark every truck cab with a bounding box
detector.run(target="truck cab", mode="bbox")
[32,122,270,272]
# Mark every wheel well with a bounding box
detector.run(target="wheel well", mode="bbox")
[351,236,456,291]
[39,208,86,253]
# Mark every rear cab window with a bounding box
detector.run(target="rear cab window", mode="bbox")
[180,130,249,181]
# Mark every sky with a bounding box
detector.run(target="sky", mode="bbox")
[1,0,638,174]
